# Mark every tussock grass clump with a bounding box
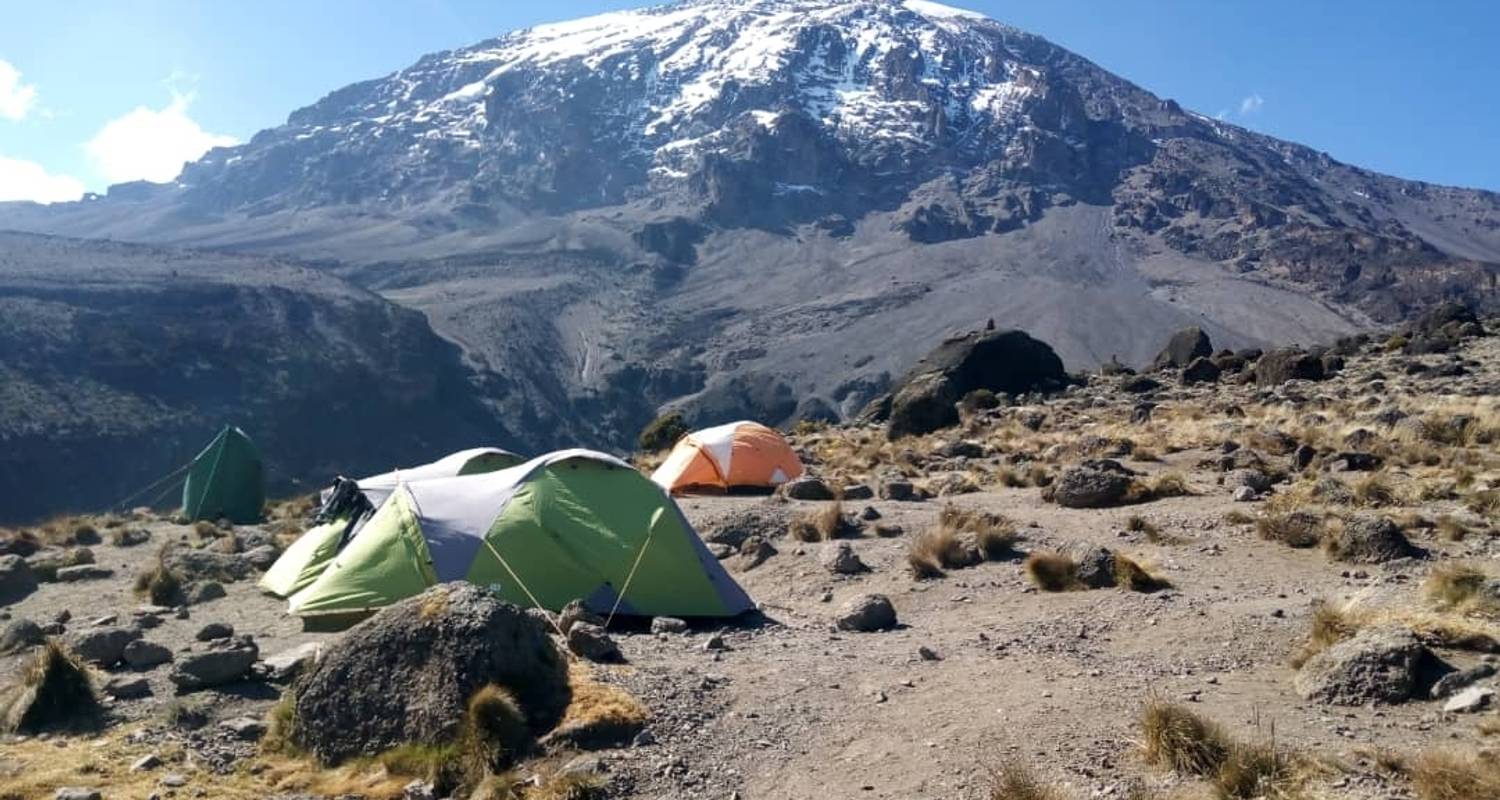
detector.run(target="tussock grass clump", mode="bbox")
[1435,515,1475,542]
[1024,552,1079,592]
[1222,510,1255,526]
[1289,600,1358,669]
[1127,472,1193,504]
[133,546,185,606]
[1352,473,1400,507]
[1410,750,1500,800]
[1139,700,1231,776]
[462,684,532,776]
[907,527,968,579]
[262,692,301,756]
[0,640,102,734]
[1138,701,1306,799]
[1114,554,1171,592]
[160,697,210,729]
[790,501,855,542]
[192,519,221,539]
[1255,511,1323,549]
[939,505,1018,560]
[1469,489,1500,521]
[376,742,466,789]
[988,759,1069,800]
[1424,563,1498,618]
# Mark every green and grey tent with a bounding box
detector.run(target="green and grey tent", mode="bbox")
[260,447,523,598]
[286,449,752,623]
[181,426,265,524]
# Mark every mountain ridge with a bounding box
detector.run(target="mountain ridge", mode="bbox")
[0,0,1495,462]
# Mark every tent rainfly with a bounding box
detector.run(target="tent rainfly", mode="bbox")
[287,449,753,623]
[650,420,804,495]
[259,447,523,598]
[181,426,265,524]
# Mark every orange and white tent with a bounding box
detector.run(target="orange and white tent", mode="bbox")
[650,421,804,494]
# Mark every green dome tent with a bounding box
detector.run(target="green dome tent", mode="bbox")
[259,447,524,598]
[286,449,752,625]
[181,426,265,524]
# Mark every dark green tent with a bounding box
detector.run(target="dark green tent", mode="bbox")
[181,426,265,523]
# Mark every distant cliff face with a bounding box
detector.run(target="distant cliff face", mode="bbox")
[0,233,525,523]
[0,0,1496,467]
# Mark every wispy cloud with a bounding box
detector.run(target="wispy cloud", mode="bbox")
[85,89,237,184]
[0,59,38,121]
[1238,92,1264,116]
[0,154,84,203]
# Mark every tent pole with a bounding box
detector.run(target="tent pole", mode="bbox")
[606,529,655,627]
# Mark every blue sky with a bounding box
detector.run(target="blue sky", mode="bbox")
[1,0,1497,202]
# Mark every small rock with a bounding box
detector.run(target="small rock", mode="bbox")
[819,541,867,575]
[840,484,875,501]
[918,646,941,661]
[1430,663,1497,699]
[402,780,436,800]
[1232,486,1257,502]
[566,623,621,663]
[55,565,114,583]
[262,642,323,683]
[122,639,174,669]
[160,774,187,788]
[877,479,919,502]
[836,594,897,632]
[169,636,258,691]
[195,622,234,641]
[222,716,269,741]
[649,616,688,635]
[1443,686,1495,714]
[781,476,835,501]
[53,789,102,800]
[131,753,162,772]
[103,676,151,700]
[858,506,882,521]
[187,581,226,604]
[0,618,44,654]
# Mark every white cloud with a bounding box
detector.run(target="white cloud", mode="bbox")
[0,59,38,121]
[85,92,237,184]
[1239,93,1264,116]
[0,155,85,203]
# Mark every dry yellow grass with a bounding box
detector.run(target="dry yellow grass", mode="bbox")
[546,664,649,748]
[1410,750,1500,800]
[1137,701,1306,799]
[1114,554,1171,592]
[1424,563,1499,618]
[790,501,851,542]
[1025,552,1079,592]
[988,760,1070,800]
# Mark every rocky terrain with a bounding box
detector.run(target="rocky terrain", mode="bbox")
[2,308,1497,799]
[0,231,514,523]
[1,0,1497,457]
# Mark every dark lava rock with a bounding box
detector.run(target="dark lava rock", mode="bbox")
[290,583,569,765]
[1294,627,1428,705]
[1255,349,1326,386]
[880,329,1068,438]
[1151,326,1213,371]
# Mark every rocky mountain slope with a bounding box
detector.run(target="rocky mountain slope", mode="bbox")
[0,232,520,523]
[2,0,1497,450]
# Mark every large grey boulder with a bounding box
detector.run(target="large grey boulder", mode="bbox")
[879,329,1068,439]
[1255,348,1326,386]
[1151,327,1213,370]
[290,583,569,765]
[1052,461,1134,508]
[1294,628,1428,705]
[1070,545,1116,589]
[65,626,142,666]
[1325,516,1412,563]
[836,593,897,632]
[0,554,38,604]
[170,636,258,692]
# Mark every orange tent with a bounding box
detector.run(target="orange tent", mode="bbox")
[650,421,804,494]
